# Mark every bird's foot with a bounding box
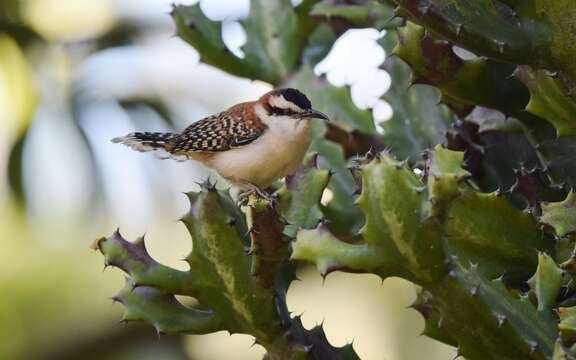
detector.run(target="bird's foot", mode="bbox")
[237,189,255,207]
[253,187,278,205]
[237,184,278,208]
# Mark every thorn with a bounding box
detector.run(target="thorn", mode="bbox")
[449,270,458,278]
[394,160,406,169]
[469,262,479,271]
[244,226,258,238]
[528,340,538,353]
[469,286,478,296]
[319,217,331,227]
[545,70,559,78]
[155,326,163,340]
[419,4,431,14]
[455,24,463,35]
[454,345,463,360]
[495,40,506,53]
[496,313,507,327]
[365,148,379,160]
[321,272,328,285]
[244,246,258,256]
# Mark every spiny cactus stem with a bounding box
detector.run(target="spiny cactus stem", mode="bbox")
[93,232,198,295]
[518,122,561,186]
[292,228,383,275]
[247,200,291,288]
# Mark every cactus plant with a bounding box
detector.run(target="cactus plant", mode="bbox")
[93,177,360,359]
[94,0,576,359]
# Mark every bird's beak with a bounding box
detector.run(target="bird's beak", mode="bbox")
[301,108,329,121]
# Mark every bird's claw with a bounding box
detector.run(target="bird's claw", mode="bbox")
[237,186,278,209]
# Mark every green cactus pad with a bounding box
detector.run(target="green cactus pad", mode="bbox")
[558,306,576,343]
[515,66,576,137]
[279,154,331,238]
[394,22,528,116]
[431,258,557,360]
[172,1,315,85]
[445,190,547,280]
[528,253,564,313]
[379,32,454,160]
[310,0,396,30]
[96,187,361,358]
[388,0,576,98]
[540,192,576,238]
[292,146,557,358]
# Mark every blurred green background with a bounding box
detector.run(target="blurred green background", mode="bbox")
[0,0,456,359]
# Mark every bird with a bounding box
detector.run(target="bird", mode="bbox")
[111,88,328,202]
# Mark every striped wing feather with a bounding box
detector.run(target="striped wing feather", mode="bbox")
[172,109,265,153]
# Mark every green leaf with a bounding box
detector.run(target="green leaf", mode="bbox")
[96,189,281,340]
[424,145,470,219]
[380,34,454,160]
[431,259,557,360]
[292,150,556,359]
[540,192,576,237]
[394,22,529,116]
[96,188,361,358]
[279,155,330,238]
[310,1,397,30]
[410,290,458,346]
[312,138,364,237]
[553,339,576,360]
[301,23,337,65]
[387,0,576,92]
[527,253,563,312]
[116,279,221,335]
[428,145,470,180]
[172,5,250,79]
[559,306,576,343]
[515,66,576,137]
[292,225,383,276]
[240,0,305,83]
[445,191,548,280]
[293,153,446,284]
[173,0,315,85]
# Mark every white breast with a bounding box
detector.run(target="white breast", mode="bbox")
[210,109,311,188]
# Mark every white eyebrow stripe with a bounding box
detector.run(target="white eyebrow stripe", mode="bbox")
[269,95,302,112]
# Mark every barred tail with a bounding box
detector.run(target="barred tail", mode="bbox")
[111,132,178,153]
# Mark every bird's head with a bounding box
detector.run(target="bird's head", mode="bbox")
[258,88,329,122]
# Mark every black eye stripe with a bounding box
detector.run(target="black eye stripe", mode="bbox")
[270,106,296,116]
